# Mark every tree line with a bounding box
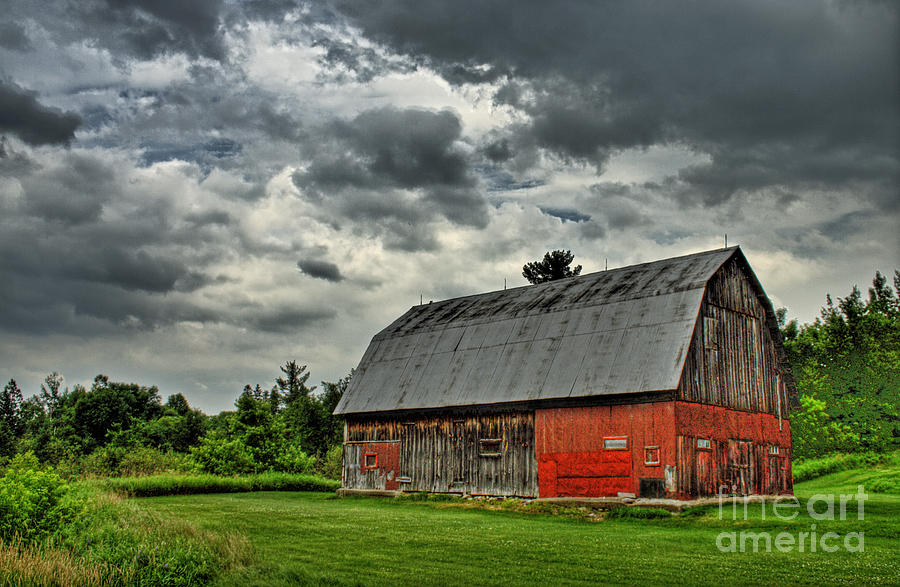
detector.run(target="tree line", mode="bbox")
[779,270,899,459]
[0,362,349,478]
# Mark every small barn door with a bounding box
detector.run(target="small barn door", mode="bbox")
[728,439,752,495]
[450,419,468,493]
[397,422,415,489]
[695,446,714,496]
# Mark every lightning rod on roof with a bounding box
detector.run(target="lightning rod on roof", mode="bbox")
[605,258,608,271]
[504,278,507,290]
[725,233,728,248]
[420,293,423,305]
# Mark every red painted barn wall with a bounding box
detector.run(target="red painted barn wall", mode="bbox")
[675,401,790,445]
[535,402,676,498]
[674,401,792,498]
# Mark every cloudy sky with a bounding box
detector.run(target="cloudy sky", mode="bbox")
[1,0,897,412]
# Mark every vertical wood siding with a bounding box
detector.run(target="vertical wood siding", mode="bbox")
[675,436,793,497]
[343,411,537,497]
[679,258,792,417]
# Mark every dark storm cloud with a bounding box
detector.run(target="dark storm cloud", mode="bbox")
[21,152,116,223]
[539,207,591,223]
[0,82,81,146]
[237,0,301,21]
[675,143,900,207]
[80,0,225,60]
[0,21,32,51]
[0,148,246,336]
[326,107,470,190]
[243,306,337,334]
[292,106,489,248]
[297,259,344,282]
[332,0,900,206]
[72,249,203,293]
[4,0,225,61]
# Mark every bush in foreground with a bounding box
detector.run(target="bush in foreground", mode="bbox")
[0,452,77,542]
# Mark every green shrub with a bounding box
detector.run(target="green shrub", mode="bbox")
[319,445,343,480]
[0,452,78,542]
[605,507,672,519]
[273,443,316,474]
[191,430,256,475]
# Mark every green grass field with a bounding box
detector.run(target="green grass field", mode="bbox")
[140,466,900,586]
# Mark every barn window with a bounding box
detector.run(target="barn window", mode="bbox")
[479,438,502,457]
[363,453,377,469]
[644,446,660,465]
[768,445,780,455]
[696,438,712,450]
[603,437,627,450]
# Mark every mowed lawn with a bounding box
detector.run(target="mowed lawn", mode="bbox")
[141,476,899,586]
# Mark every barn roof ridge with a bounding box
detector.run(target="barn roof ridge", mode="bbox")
[375,246,741,339]
[404,245,740,311]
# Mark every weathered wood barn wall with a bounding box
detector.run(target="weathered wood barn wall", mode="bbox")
[335,247,796,500]
[672,255,793,497]
[342,411,537,496]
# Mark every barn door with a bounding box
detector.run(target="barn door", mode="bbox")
[728,439,752,495]
[695,448,713,496]
[398,422,415,489]
[450,419,468,493]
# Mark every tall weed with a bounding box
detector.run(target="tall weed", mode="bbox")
[54,483,254,586]
[0,537,130,586]
[102,472,339,497]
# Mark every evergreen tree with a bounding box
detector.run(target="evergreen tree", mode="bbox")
[276,361,315,407]
[0,379,23,456]
[522,250,583,284]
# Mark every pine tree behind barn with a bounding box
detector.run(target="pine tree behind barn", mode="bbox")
[334,247,797,499]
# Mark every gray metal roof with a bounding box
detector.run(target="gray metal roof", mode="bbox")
[335,247,741,415]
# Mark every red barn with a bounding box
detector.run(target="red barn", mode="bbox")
[334,247,796,499]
